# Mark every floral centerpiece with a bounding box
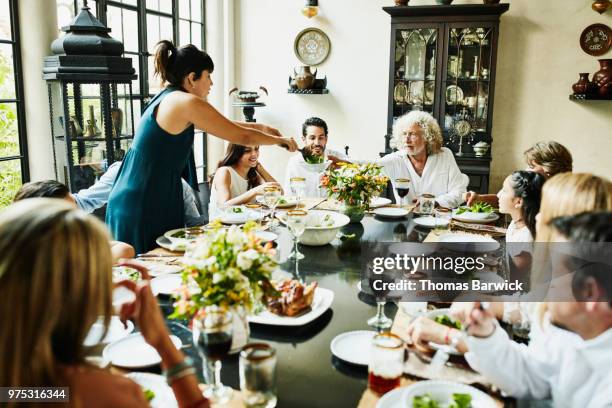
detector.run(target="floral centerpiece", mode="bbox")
[170,221,278,350]
[320,162,389,222]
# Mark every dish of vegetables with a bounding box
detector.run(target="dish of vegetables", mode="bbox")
[413,392,472,408]
[455,202,494,215]
[433,314,463,330]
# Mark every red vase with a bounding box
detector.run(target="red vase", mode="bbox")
[592,59,612,97]
[572,73,597,95]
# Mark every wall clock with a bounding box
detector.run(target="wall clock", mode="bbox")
[580,24,612,56]
[294,28,331,66]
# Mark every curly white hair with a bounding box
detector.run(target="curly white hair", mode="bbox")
[391,111,443,155]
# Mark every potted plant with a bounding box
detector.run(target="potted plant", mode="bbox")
[320,162,389,223]
[170,221,279,352]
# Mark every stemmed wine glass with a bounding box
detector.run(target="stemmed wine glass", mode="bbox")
[286,209,308,261]
[193,306,234,404]
[394,178,411,209]
[366,265,393,330]
[263,186,281,229]
[290,177,306,207]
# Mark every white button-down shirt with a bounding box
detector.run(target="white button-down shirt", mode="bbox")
[283,147,348,198]
[465,315,612,407]
[374,147,468,208]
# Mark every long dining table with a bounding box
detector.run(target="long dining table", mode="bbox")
[152,212,526,408]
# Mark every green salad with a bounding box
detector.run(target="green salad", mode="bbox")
[434,314,463,330]
[143,388,155,402]
[413,392,472,408]
[231,207,244,213]
[455,202,493,215]
[278,197,288,205]
[112,266,141,283]
[303,153,324,164]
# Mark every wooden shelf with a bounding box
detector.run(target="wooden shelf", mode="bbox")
[383,4,509,18]
[569,94,612,101]
[288,88,329,94]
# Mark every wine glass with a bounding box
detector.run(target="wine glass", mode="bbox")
[263,186,281,229]
[394,178,411,208]
[193,307,234,404]
[286,209,308,260]
[366,265,393,330]
[290,177,306,207]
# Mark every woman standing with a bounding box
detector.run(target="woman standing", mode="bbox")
[107,41,297,253]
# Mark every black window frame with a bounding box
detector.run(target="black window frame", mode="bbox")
[0,0,30,181]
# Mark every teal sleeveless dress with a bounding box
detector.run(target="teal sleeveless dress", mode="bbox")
[106,87,195,253]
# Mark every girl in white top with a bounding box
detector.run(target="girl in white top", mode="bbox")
[209,144,280,218]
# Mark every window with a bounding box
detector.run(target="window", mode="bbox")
[57,0,207,182]
[0,0,28,208]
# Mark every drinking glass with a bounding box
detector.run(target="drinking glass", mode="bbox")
[289,177,306,206]
[434,207,452,231]
[286,209,308,260]
[263,186,281,229]
[394,178,411,208]
[418,193,436,215]
[193,307,234,404]
[240,343,278,408]
[368,333,404,395]
[367,271,393,330]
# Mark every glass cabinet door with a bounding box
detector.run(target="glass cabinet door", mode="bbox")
[392,26,441,123]
[443,25,495,153]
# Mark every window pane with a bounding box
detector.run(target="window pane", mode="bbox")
[0,0,11,41]
[56,0,75,31]
[127,54,140,95]
[0,159,22,208]
[179,0,190,19]
[0,44,16,99]
[160,16,173,44]
[159,0,172,14]
[122,8,139,53]
[132,99,142,127]
[146,0,159,11]
[146,14,160,53]
[88,0,98,17]
[0,102,20,157]
[179,19,190,46]
[118,0,137,6]
[147,55,162,95]
[107,6,124,49]
[191,0,202,23]
[191,22,201,49]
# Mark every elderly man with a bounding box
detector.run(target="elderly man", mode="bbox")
[284,117,349,198]
[374,111,468,208]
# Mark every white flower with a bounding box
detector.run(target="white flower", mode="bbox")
[226,226,246,247]
[212,272,224,283]
[237,249,259,270]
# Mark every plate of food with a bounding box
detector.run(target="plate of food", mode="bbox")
[256,195,299,209]
[112,266,143,283]
[413,216,450,229]
[103,333,182,369]
[155,235,188,252]
[424,308,463,355]
[370,196,393,208]
[400,380,497,408]
[219,206,265,224]
[452,203,499,224]
[125,372,178,408]
[249,280,334,326]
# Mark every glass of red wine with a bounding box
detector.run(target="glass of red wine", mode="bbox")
[193,306,234,404]
[394,178,411,208]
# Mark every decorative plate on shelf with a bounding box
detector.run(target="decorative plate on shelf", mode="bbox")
[445,84,464,105]
[294,28,331,66]
[580,24,611,56]
[408,81,424,104]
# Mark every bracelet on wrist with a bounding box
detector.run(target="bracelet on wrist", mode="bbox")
[167,367,197,385]
[163,356,194,382]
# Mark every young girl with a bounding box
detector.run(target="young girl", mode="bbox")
[208,144,281,218]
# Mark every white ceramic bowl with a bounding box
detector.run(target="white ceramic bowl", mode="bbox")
[296,210,350,246]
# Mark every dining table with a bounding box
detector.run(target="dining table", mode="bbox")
[142,209,535,408]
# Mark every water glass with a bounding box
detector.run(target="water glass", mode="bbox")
[368,333,404,395]
[263,186,281,229]
[418,193,436,215]
[434,207,451,231]
[289,177,306,206]
[286,209,308,260]
[240,343,277,408]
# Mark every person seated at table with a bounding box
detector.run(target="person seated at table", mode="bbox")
[284,117,349,198]
[0,199,209,408]
[73,160,204,226]
[462,211,612,407]
[14,180,135,262]
[208,143,280,218]
[465,141,573,206]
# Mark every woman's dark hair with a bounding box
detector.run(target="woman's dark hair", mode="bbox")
[510,170,546,237]
[14,180,70,202]
[154,40,214,89]
[213,144,260,189]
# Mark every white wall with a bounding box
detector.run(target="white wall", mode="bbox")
[231,0,612,192]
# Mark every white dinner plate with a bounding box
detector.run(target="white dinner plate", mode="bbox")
[248,287,334,326]
[373,207,409,219]
[452,212,499,224]
[424,308,461,355]
[413,216,450,229]
[103,333,182,369]
[370,197,392,208]
[84,316,134,347]
[141,262,183,277]
[150,274,183,296]
[401,380,497,408]
[254,230,278,242]
[219,208,264,225]
[438,232,500,253]
[125,372,178,408]
[376,386,404,408]
[330,330,376,366]
[156,235,187,252]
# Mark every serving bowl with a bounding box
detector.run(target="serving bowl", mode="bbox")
[280,210,350,246]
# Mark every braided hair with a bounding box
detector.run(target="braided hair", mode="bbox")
[510,170,546,237]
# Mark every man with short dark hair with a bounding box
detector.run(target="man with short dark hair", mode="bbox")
[284,117,348,198]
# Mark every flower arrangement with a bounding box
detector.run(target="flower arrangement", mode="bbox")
[320,162,389,209]
[170,221,279,320]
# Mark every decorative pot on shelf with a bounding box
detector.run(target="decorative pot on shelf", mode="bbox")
[473,141,490,157]
[592,0,611,14]
[293,66,317,90]
[572,73,598,96]
[483,0,501,4]
[394,0,409,5]
[593,59,612,97]
[341,201,366,223]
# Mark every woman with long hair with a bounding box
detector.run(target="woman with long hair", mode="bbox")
[0,199,208,407]
[106,41,297,253]
[208,143,280,218]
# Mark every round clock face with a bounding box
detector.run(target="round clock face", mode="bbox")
[453,119,472,137]
[294,28,331,66]
[580,24,612,56]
